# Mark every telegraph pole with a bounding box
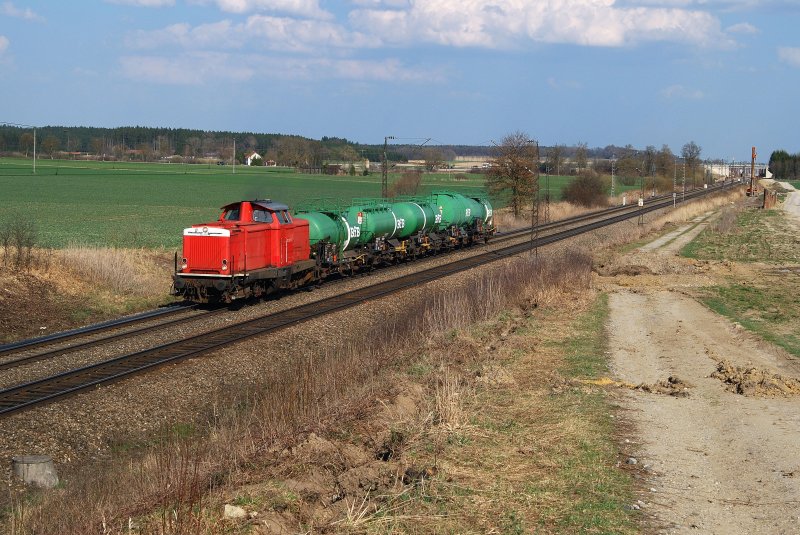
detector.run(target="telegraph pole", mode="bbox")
[611,156,616,201]
[682,160,686,203]
[381,135,395,198]
[529,140,540,256]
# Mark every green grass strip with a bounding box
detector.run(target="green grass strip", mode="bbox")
[548,293,638,533]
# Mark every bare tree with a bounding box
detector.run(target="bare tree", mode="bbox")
[41,136,59,159]
[656,144,675,180]
[682,141,702,188]
[422,147,444,171]
[19,133,34,158]
[546,144,565,176]
[575,142,588,173]
[487,131,537,217]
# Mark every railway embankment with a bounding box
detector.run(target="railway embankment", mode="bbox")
[1,188,764,533]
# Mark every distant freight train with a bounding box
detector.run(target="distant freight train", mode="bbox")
[172,191,495,303]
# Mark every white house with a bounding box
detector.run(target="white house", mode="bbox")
[245,151,263,166]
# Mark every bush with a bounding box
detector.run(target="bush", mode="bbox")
[389,170,422,197]
[0,216,40,270]
[562,170,609,207]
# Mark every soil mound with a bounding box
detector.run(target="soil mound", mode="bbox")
[636,376,692,397]
[711,361,800,397]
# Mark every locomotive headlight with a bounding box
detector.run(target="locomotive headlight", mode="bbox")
[181,257,188,269]
[221,259,228,271]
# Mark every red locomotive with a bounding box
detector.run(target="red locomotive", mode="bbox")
[174,200,316,301]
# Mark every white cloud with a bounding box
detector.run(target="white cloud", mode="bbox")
[726,22,758,34]
[778,47,800,68]
[349,0,730,49]
[660,84,704,99]
[204,0,332,19]
[127,16,377,52]
[105,0,175,6]
[120,52,433,84]
[1,2,44,21]
[120,52,254,84]
[0,35,8,54]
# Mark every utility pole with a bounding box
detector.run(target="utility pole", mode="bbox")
[529,140,540,256]
[233,138,236,174]
[750,146,757,195]
[651,162,656,198]
[673,156,677,206]
[381,135,395,198]
[544,165,550,223]
[682,160,686,203]
[611,156,616,201]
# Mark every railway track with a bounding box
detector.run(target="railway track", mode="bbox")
[0,191,661,372]
[0,184,729,417]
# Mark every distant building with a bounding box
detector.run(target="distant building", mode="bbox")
[245,151,263,166]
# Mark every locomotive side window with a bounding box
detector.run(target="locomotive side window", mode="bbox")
[253,209,274,223]
[276,211,288,224]
[282,210,292,223]
[223,208,240,221]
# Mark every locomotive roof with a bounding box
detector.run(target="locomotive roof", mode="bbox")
[221,200,290,211]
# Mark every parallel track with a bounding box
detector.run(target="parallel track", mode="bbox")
[0,184,730,417]
[0,190,665,371]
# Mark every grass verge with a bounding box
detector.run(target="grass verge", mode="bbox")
[700,281,800,358]
[680,198,800,358]
[682,207,800,263]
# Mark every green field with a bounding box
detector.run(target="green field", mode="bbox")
[0,158,502,249]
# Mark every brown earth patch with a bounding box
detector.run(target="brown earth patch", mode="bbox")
[710,360,800,397]
[635,375,692,397]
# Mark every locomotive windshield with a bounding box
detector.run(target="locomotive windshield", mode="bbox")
[222,207,240,220]
[253,209,274,223]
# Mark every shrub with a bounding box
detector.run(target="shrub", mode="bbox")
[562,170,609,207]
[0,215,40,270]
[389,170,422,197]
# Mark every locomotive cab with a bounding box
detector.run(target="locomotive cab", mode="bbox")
[173,200,312,302]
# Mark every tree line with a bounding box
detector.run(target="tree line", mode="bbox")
[768,150,800,181]
[486,132,706,216]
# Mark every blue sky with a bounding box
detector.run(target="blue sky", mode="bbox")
[1,1,798,160]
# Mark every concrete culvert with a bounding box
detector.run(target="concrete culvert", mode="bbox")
[11,455,59,488]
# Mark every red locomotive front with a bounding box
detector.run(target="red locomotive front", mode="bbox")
[173,200,313,302]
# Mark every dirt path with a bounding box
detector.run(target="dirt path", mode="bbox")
[783,191,800,221]
[638,212,714,255]
[608,223,800,533]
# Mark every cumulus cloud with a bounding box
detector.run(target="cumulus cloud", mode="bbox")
[660,84,704,99]
[127,15,376,52]
[1,2,44,21]
[0,35,8,53]
[778,47,800,68]
[105,0,175,6]
[726,22,758,34]
[349,0,730,49]
[202,0,332,19]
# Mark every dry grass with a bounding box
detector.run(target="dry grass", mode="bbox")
[56,245,172,298]
[5,248,600,534]
[493,201,589,230]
